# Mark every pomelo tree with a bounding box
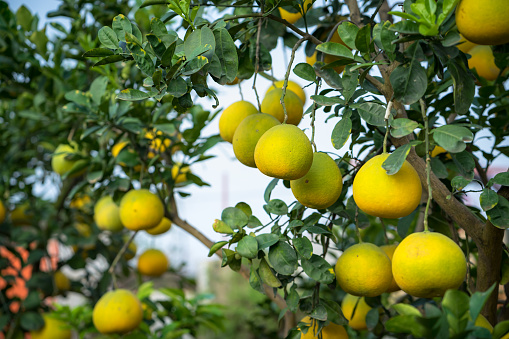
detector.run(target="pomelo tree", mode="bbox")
[1,0,509,338]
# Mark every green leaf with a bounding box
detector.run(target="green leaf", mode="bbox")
[264,178,279,203]
[256,234,280,249]
[83,48,115,58]
[301,255,335,284]
[382,141,421,175]
[469,284,497,325]
[313,62,342,90]
[259,257,281,288]
[442,289,470,334]
[337,22,359,50]
[213,28,238,84]
[373,21,397,57]
[184,27,215,61]
[486,196,509,229]
[161,41,177,67]
[221,207,248,229]
[447,59,475,115]
[93,55,125,67]
[112,14,132,42]
[287,287,300,312]
[208,241,228,257]
[247,215,263,229]
[182,56,209,76]
[146,34,166,59]
[451,151,475,179]
[391,118,419,138]
[265,199,288,215]
[331,115,352,150]
[65,90,91,106]
[366,307,380,330]
[16,5,33,31]
[20,312,45,331]
[451,176,472,190]
[355,24,373,54]
[293,237,313,260]
[493,320,509,339]
[236,236,259,259]
[268,241,298,276]
[390,45,427,105]
[128,43,155,76]
[354,102,386,127]
[167,77,188,97]
[490,172,509,186]
[310,95,344,106]
[480,188,499,211]
[293,63,316,82]
[385,315,427,337]
[89,76,108,105]
[321,299,347,325]
[212,219,234,234]
[98,26,119,49]
[392,304,422,316]
[432,125,473,153]
[249,263,264,292]
[315,42,363,62]
[116,88,150,101]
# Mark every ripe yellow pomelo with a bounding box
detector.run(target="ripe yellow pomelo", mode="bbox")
[146,217,172,235]
[94,200,123,232]
[232,113,281,168]
[51,142,86,177]
[392,232,467,298]
[70,194,92,211]
[335,242,392,297]
[456,0,509,46]
[10,202,31,226]
[171,163,191,184]
[119,189,164,231]
[30,314,71,339]
[431,145,452,160]
[267,80,306,105]
[379,244,400,293]
[307,28,349,74]
[279,0,312,24]
[137,249,169,277]
[457,34,477,53]
[353,153,422,219]
[54,270,71,291]
[261,88,303,126]
[219,101,258,143]
[467,45,501,81]
[0,201,5,224]
[254,124,313,180]
[341,294,372,331]
[299,316,349,339]
[92,289,143,334]
[290,152,343,209]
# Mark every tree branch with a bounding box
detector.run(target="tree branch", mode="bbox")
[379,1,393,23]
[345,0,362,26]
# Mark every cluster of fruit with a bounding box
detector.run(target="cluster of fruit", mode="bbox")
[219,81,344,211]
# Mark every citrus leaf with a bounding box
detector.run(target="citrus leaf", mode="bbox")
[83,48,115,57]
[98,26,118,49]
[310,95,344,106]
[293,62,316,82]
[448,59,475,115]
[391,118,419,138]
[268,241,298,276]
[213,27,238,83]
[469,283,496,325]
[432,125,473,153]
[315,42,363,62]
[208,241,228,257]
[116,88,150,101]
[236,236,259,259]
[382,141,422,175]
[256,234,279,249]
[259,257,282,288]
[354,102,386,127]
[486,196,509,229]
[293,237,313,260]
[480,188,498,211]
[331,115,352,150]
[390,55,427,105]
[221,207,248,229]
[301,254,335,284]
[337,22,359,50]
[212,219,234,234]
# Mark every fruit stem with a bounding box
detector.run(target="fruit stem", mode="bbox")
[281,37,306,124]
[310,81,320,152]
[108,231,138,289]
[380,218,389,244]
[238,81,244,101]
[420,98,432,233]
[383,100,393,154]
[252,15,264,111]
[355,206,363,243]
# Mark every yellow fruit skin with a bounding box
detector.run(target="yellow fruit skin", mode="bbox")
[341,294,372,331]
[336,243,392,297]
[93,289,143,334]
[278,0,312,24]
[467,45,501,81]
[254,124,313,180]
[353,153,422,219]
[392,232,467,298]
[31,314,71,339]
[267,80,307,105]
[137,249,169,277]
[431,146,452,160]
[456,0,509,46]
[54,270,71,291]
[300,316,349,339]
[10,203,31,226]
[94,201,123,232]
[380,244,400,293]
[219,101,258,143]
[0,201,5,224]
[119,189,164,231]
[146,217,172,235]
[290,152,343,209]
[51,143,86,177]
[457,34,477,53]
[232,113,281,168]
[261,88,303,126]
[307,30,348,74]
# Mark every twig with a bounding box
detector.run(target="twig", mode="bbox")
[310,81,320,152]
[379,219,390,244]
[108,231,138,289]
[252,16,264,111]
[281,37,307,123]
[420,99,432,232]
[354,206,363,242]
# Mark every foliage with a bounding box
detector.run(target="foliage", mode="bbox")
[1,0,509,338]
